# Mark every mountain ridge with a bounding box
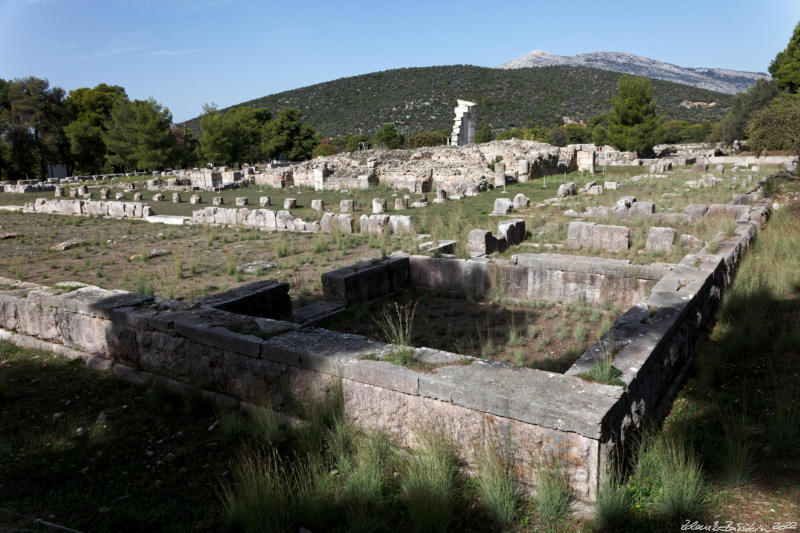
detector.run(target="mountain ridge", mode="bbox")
[179,65,732,138]
[497,50,769,94]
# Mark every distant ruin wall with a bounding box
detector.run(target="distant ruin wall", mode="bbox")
[22,198,151,219]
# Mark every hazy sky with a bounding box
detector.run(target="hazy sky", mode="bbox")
[1,0,797,122]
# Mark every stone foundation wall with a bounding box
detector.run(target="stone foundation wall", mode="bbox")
[0,277,616,503]
[22,198,151,219]
[408,254,666,308]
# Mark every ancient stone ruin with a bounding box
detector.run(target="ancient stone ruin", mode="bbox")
[450,99,477,146]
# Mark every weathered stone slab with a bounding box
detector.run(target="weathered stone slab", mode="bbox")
[468,229,498,256]
[497,219,525,246]
[567,222,629,253]
[645,227,677,252]
[492,198,513,215]
[557,182,577,197]
[321,255,410,305]
[195,280,293,321]
[261,328,387,373]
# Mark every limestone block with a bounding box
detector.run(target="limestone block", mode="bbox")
[494,162,506,187]
[567,222,629,253]
[100,188,110,200]
[497,219,525,246]
[585,206,609,218]
[115,192,125,200]
[340,199,354,212]
[388,215,414,234]
[645,227,677,252]
[692,162,708,172]
[394,197,409,210]
[684,204,708,219]
[512,193,530,209]
[732,193,751,205]
[133,192,143,202]
[468,229,498,256]
[706,204,727,217]
[616,196,636,209]
[629,202,655,217]
[212,196,224,206]
[586,185,603,196]
[275,210,293,230]
[360,214,389,235]
[649,164,657,174]
[54,186,65,197]
[714,164,725,174]
[557,182,577,197]
[604,181,618,190]
[284,198,297,209]
[259,196,271,207]
[172,193,181,203]
[152,193,164,201]
[492,197,513,215]
[433,189,447,203]
[372,198,387,214]
[751,165,760,172]
[190,194,201,204]
[336,214,354,234]
[235,197,248,207]
[68,189,78,198]
[311,199,324,211]
[518,159,530,182]
[77,185,88,195]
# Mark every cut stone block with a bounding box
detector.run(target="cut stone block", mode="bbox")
[235,197,248,207]
[340,199,354,212]
[645,227,677,252]
[190,194,201,204]
[372,198,387,214]
[172,193,181,203]
[557,182,577,197]
[497,219,525,246]
[512,193,530,209]
[468,229,498,256]
[311,199,324,211]
[629,202,655,217]
[394,197,408,210]
[283,198,297,209]
[259,196,270,207]
[567,222,629,253]
[492,197,513,215]
[212,196,223,206]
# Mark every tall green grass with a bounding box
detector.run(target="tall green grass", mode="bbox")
[533,458,573,526]
[475,442,519,528]
[401,428,458,533]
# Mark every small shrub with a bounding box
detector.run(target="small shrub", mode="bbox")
[249,404,281,446]
[718,404,754,486]
[374,301,417,346]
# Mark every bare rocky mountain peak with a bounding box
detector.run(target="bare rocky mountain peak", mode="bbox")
[497,50,769,94]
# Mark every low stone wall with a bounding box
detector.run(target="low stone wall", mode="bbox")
[190,206,326,233]
[322,256,410,305]
[22,198,151,219]
[0,277,615,502]
[566,218,764,460]
[408,253,666,308]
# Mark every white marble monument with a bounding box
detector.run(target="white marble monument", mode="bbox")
[450,99,477,146]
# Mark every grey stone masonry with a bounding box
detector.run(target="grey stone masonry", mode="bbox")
[173,193,182,203]
[372,198,387,214]
[468,229,498,256]
[283,198,297,209]
[492,197,513,215]
[494,162,506,187]
[235,197,248,207]
[394,197,409,210]
[190,194,201,204]
[645,227,677,252]
[311,199,324,211]
[567,222,630,253]
[259,196,271,207]
[340,199,354,212]
[212,196,224,206]
[497,219,525,246]
[322,255,410,305]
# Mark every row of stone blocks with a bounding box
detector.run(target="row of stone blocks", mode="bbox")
[467,219,526,256]
[23,198,151,219]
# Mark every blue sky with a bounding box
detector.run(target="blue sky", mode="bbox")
[1,0,798,122]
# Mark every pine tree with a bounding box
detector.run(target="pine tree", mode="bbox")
[606,75,663,155]
[769,20,800,93]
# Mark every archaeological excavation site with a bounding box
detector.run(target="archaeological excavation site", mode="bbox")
[0,133,792,517]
